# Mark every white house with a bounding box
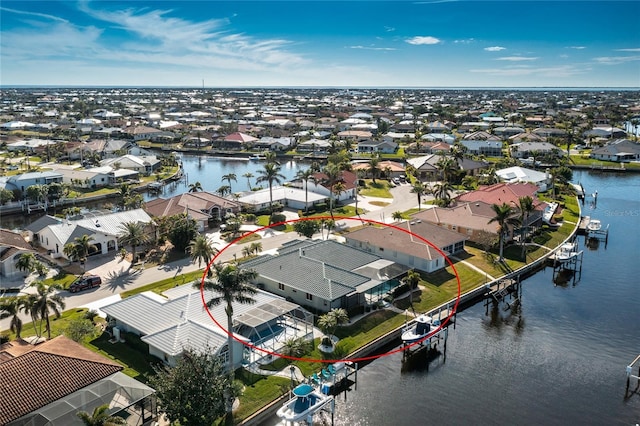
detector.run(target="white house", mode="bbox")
[496,166,551,192]
[100,155,161,176]
[27,209,153,259]
[101,285,313,369]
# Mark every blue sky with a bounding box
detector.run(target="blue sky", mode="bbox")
[1,1,639,88]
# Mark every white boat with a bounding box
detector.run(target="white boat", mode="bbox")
[555,242,579,262]
[401,315,440,344]
[249,154,266,161]
[587,218,602,234]
[276,383,333,423]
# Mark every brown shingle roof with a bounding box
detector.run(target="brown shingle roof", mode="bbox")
[0,336,122,425]
[0,229,31,251]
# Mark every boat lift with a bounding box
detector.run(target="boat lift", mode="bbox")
[625,354,640,398]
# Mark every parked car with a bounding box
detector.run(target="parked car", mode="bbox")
[68,275,102,293]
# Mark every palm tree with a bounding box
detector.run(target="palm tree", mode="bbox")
[16,252,37,275]
[242,172,254,189]
[402,269,421,307]
[216,185,232,197]
[188,235,217,269]
[392,211,404,221]
[317,308,349,344]
[518,195,535,258]
[321,164,342,219]
[73,235,96,272]
[248,242,262,255]
[31,281,66,339]
[188,181,203,193]
[411,181,426,211]
[221,173,237,194]
[489,202,521,262]
[118,222,149,265]
[77,404,126,426]
[367,154,381,183]
[0,297,24,338]
[282,337,310,358]
[194,262,258,416]
[255,162,285,217]
[296,168,316,214]
[433,181,453,206]
[436,156,458,183]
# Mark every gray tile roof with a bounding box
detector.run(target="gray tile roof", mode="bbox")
[101,286,293,356]
[246,239,380,300]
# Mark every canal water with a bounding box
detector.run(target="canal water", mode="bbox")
[148,154,309,200]
[268,169,640,425]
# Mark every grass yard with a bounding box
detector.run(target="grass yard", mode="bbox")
[85,332,160,381]
[359,180,393,198]
[234,373,290,422]
[2,307,91,340]
[120,269,205,298]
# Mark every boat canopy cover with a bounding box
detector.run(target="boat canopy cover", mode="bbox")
[293,383,314,397]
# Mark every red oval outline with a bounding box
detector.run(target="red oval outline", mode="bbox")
[197,216,460,364]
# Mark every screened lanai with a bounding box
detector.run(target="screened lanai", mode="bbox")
[10,372,156,426]
[234,299,314,365]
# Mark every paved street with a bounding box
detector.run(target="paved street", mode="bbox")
[1,184,432,332]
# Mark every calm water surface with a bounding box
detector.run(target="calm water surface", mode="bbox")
[269,170,640,426]
[148,154,309,200]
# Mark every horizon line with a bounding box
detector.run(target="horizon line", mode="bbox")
[2,85,639,91]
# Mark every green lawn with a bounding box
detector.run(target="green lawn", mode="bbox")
[85,332,160,381]
[120,270,205,298]
[234,373,290,422]
[359,180,393,198]
[2,307,90,340]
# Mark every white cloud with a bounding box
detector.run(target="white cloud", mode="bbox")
[615,48,640,52]
[496,56,538,61]
[454,38,475,44]
[347,45,396,51]
[470,64,586,78]
[484,46,506,52]
[384,26,395,32]
[567,46,586,50]
[1,3,310,76]
[0,7,70,23]
[406,36,441,45]
[593,55,640,65]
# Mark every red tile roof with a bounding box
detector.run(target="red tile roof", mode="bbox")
[456,182,544,210]
[0,336,122,425]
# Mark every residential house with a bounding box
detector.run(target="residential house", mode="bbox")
[412,201,504,244]
[351,160,405,179]
[356,139,398,154]
[100,154,161,176]
[509,132,547,143]
[493,126,525,138]
[510,142,562,159]
[460,140,503,157]
[25,209,154,260]
[308,170,357,202]
[144,192,241,232]
[589,139,640,162]
[296,138,331,153]
[344,220,468,273]
[407,155,488,181]
[583,127,627,140]
[253,136,295,151]
[454,182,545,242]
[336,130,372,141]
[243,239,409,313]
[531,127,567,138]
[236,185,326,212]
[123,125,175,142]
[0,229,34,280]
[463,131,500,141]
[5,171,63,194]
[101,285,312,369]
[52,167,114,189]
[495,166,552,192]
[0,336,155,426]
[218,132,258,150]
